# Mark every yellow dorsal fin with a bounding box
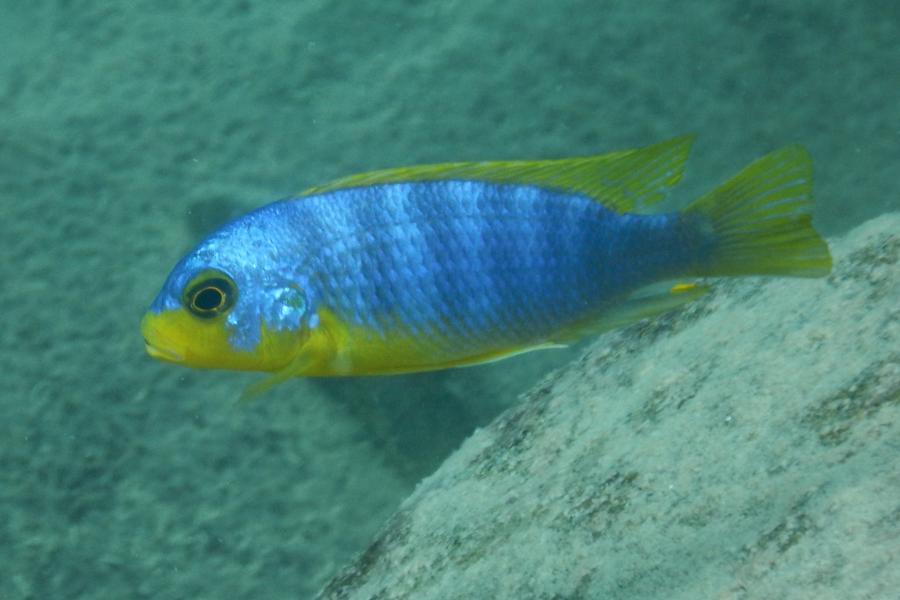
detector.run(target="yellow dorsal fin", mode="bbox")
[301,135,695,213]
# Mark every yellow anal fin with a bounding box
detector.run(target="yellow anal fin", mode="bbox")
[552,282,711,344]
[301,135,695,213]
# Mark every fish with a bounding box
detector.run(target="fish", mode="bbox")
[141,136,832,395]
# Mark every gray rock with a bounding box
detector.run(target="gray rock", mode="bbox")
[317,213,900,600]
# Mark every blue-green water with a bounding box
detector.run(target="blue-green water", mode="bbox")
[2,2,897,599]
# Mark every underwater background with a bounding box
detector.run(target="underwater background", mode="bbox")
[1,1,897,599]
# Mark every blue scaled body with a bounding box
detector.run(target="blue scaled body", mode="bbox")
[152,180,698,355]
[142,136,830,386]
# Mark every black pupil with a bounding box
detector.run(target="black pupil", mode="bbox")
[194,286,224,311]
[185,275,235,318]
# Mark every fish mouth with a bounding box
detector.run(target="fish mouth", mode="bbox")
[141,312,187,364]
[144,338,185,363]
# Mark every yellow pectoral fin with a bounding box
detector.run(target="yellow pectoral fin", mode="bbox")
[240,307,349,398]
[240,346,323,400]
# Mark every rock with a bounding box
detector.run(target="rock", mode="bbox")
[316,213,900,600]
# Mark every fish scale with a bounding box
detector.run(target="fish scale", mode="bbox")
[301,181,657,345]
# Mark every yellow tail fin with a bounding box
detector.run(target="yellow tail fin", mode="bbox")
[684,145,832,278]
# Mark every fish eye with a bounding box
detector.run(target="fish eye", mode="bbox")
[183,271,237,318]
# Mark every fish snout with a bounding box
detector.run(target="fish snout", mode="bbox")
[141,313,186,364]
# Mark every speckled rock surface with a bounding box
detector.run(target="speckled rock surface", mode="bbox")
[317,214,900,600]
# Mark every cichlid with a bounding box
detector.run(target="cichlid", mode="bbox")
[141,136,832,395]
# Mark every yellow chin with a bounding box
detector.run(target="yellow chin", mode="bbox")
[140,309,302,372]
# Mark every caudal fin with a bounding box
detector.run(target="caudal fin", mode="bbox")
[684,145,832,278]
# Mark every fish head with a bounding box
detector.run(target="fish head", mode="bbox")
[141,226,313,373]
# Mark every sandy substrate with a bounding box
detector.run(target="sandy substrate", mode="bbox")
[1,2,897,599]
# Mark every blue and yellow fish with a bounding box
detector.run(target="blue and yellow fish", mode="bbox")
[141,136,831,394]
